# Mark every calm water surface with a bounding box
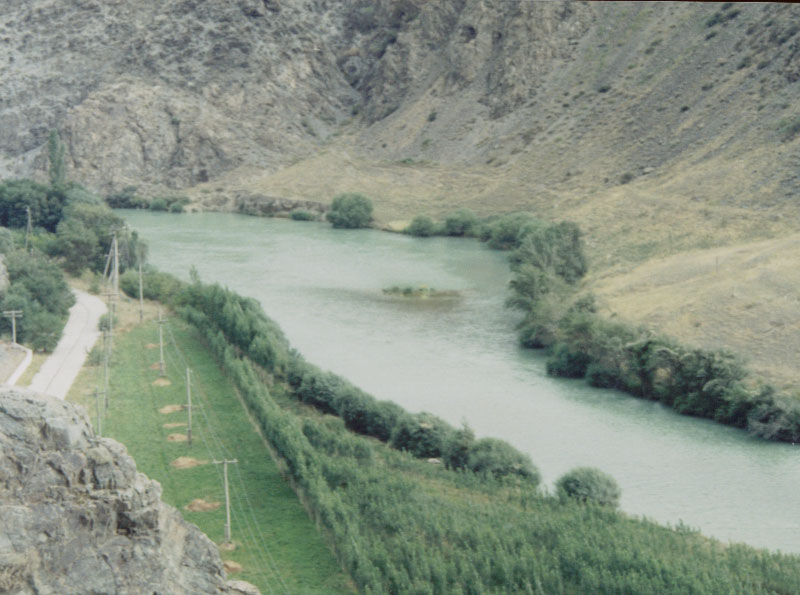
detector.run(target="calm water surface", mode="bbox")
[123,211,800,553]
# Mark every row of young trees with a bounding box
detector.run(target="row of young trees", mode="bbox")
[128,271,800,593]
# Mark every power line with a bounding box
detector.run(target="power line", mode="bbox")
[162,322,290,594]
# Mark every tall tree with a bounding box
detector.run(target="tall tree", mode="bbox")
[47,130,66,187]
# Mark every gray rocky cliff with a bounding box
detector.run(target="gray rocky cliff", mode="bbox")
[0,388,259,595]
[1,1,800,207]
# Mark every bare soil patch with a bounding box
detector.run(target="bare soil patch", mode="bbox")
[158,404,184,414]
[153,378,171,386]
[149,362,162,370]
[223,561,243,573]
[163,422,187,428]
[219,542,237,552]
[186,498,221,512]
[171,456,208,469]
[145,343,158,349]
[166,433,188,442]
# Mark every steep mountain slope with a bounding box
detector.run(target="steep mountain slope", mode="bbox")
[2,1,800,388]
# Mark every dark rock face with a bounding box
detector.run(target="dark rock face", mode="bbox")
[1,1,800,206]
[0,389,256,594]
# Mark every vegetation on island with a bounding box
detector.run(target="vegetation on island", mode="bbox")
[382,285,459,299]
[116,266,800,594]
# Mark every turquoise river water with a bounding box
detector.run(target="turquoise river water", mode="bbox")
[122,210,800,554]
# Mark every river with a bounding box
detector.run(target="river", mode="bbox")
[122,210,800,554]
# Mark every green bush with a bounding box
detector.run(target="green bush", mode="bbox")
[405,215,437,237]
[0,179,66,232]
[149,197,169,211]
[290,209,316,221]
[327,193,373,228]
[546,343,591,378]
[390,412,451,459]
[442,424,475,470]
[169,202,184,213]
[443,209,478,237]
[480,213,534,250]
[556,467,621,508]
[466,438,540,483]
[106,186,148,209]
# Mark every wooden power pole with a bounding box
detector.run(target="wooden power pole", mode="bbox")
[3,310,22,345]
[213,459,238,544]
[157,309,166,376]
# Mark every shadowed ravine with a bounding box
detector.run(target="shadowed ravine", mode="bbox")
[124,210,800,554]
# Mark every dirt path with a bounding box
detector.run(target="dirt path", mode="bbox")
[28,289,107,399]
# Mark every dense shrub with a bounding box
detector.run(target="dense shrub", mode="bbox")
[120,268,184,304]
[443,209,478,237]
[479,213,534,250]
[105,186,149,209]
[546,343,592,378]
[327,193,373,228]
[556,467,621,508]
[149,197,169,211]
[442,424,475,470]
[405,215,437,237]
[0,179,66,232]
[290,209,316,221]
[0,249,74,350]
[466,438,540,483]
[389,412,451,459]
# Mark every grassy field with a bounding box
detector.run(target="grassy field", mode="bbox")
[67,301,353,594]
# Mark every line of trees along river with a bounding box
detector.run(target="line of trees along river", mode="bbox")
[121,210,800,554]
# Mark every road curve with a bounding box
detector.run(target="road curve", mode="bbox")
[28,289,107,400]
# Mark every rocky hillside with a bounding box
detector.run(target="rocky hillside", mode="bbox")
[2,1,800,388]
[1,1,799,212]
[0,389,258,594]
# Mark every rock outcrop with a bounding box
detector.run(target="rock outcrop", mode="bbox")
[3,0,800,210]
[0,389,258,595]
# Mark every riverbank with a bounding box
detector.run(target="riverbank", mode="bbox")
[174,180,800,397]
[117,209,800,554]
[104,262,800,593]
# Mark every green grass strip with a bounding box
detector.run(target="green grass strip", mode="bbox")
[69,317,353,594]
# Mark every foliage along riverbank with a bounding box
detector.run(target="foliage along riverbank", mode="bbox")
[113,185,800,442]
[120,267,800,593]
[398,207,800,444]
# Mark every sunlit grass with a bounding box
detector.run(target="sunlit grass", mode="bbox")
[67,313,353,594]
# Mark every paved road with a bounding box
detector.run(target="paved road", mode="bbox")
[28,289,107,400]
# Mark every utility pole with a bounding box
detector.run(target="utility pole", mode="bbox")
[158,309,166,377]
[3,310,22,345]
[102,289,115,354]
[213,459,238,544]
[112,231,119,298]
[138,259,144,323]
[186,368,192,446]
